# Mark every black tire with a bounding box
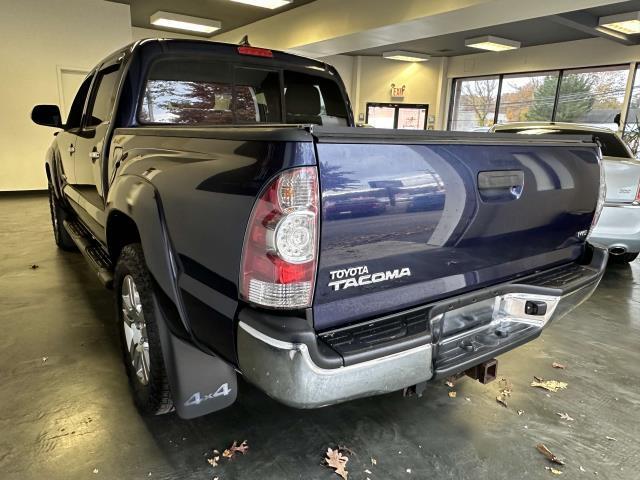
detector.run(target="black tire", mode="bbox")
[610,252,639,264]
[48,185,76,251]
[115,243,174,415]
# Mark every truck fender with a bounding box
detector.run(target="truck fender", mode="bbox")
[107,175,238,418]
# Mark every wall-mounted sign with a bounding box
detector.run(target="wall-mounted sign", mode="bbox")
[390,83,406,99]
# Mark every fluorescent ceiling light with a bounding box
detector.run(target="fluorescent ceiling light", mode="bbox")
[229,0,293,9]
[599,11,640,34]
[150,11,221,34]
[465,35,521,52]
[382,51,431,62]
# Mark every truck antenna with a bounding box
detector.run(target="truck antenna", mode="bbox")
[239,35,251,46]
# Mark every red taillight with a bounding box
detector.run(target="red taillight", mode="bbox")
[635,179,640,204]
[237,46,274,58]
[240,167,318,309]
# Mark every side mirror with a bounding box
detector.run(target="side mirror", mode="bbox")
[31,104,63,128]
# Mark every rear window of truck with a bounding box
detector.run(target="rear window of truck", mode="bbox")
[138,58,348,126]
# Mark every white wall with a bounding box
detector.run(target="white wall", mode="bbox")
[0,0,133,191]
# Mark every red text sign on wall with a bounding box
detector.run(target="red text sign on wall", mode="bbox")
[390,83,406,99]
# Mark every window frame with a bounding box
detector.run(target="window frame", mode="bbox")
[448,63,631,131]
[64,71,96,132]
[82,62,122,132]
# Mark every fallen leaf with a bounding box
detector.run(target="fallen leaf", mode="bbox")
[325,448,349,480]
[31,264,39,270]
[517,410,524,416]
[445,380,455,388]
[531,380,568,392]
[556,412,574,421]
[498,378,512,396]
[496,394,508,408]
[371,457,377,466]
[93,468,99,474]
[222,440,249,459]
[448,391,457,398]
[536,443,566,466]
[552,362,566,369]
[605,436,617,441]
[207,455,219,467]
[545,466,563,475]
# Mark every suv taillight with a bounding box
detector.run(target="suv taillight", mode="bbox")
[240,167,319,309]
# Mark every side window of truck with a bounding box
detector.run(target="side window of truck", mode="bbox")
[85,65,120,128]
[65,74,94,131]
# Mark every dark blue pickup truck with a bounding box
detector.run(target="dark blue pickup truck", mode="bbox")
[32,39,607,419]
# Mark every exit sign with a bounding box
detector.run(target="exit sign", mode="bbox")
[390,83,406,99]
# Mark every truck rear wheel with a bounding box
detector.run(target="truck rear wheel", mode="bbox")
[115,243,174,415]
[48,185,76,251]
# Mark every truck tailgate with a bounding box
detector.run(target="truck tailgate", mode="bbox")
[312,128,601,330]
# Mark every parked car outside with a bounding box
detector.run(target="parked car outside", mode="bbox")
[491,122,640,263]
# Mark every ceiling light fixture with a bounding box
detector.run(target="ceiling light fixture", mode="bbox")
[382,51,431,62]
[229,0,293,9]
[150,11,222,34]
[599,11,640,34]
[465,35,521,52]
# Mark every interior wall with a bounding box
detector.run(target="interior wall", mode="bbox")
[353,57,444,126]
[0,0,132,191]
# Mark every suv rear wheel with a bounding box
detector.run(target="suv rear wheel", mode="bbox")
[115,243,174,415]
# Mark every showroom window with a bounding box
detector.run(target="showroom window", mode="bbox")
[449,64,630,132]
[555,65,629,130]
[449,76,499,131]
[623,65,640,156]
[497,71,559,123]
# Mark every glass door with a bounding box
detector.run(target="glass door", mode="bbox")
[366,103,428,129]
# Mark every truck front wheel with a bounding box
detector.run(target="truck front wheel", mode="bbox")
[48,185,76,251]
[115,244,174,415]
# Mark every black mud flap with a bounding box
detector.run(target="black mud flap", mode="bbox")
[154,298,238,419]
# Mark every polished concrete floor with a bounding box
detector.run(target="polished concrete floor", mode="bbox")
[1,193,639,480]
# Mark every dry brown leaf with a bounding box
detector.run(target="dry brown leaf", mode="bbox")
[536,443,566,466]
[552,362,566,369]
[496,394,508,408]
[448,391,457,398]
[222,440,249,459]
[556,412,574,421]
[445,380,455,388]
[531,380,568,392]
[545,467,563,475]
[325,448,349,479]
[498,378,512,396]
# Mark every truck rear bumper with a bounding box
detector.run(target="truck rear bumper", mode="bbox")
[237,244,607,409]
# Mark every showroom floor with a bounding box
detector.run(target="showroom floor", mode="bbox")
[1,193,639,480]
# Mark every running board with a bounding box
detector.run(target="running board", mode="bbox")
[63,219,114,288]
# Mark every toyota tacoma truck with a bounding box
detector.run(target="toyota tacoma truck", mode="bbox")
[32,39,607,419]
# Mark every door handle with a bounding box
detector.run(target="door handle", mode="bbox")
[68,145,75,154]
[89,151,101,161]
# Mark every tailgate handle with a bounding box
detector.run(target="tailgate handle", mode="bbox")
[478,170,524,200]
